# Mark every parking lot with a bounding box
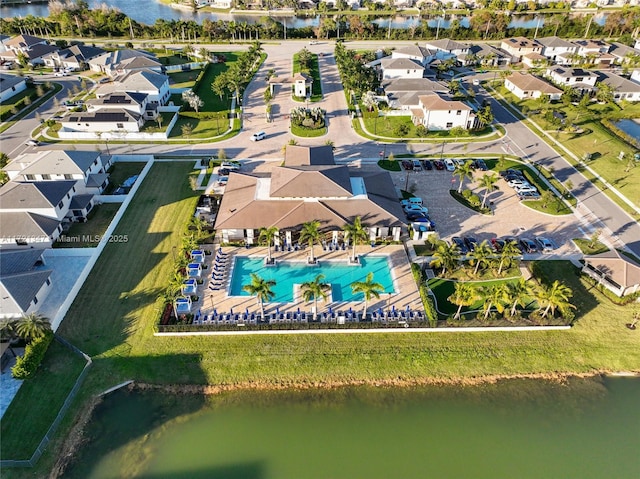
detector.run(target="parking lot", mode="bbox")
[386,160,583,257]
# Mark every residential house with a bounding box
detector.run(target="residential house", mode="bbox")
[411,94,476,131]
[214,145,405,245]
[88,49,162,77]
[4,150,112,194]
[0,73,27,102]
[42,44,105,71]
[596,71,640,102]
[631,69,640,84]
[381,78,448,110]
[522,52,548,68]
[546,66,598,94]
[424,38,470,64]
[537,36,578,63]
[0,212,62,249]
[500,37,543,62]
[504,72,562,100]
[86,91,159,122]
[0,249,52,319]
[95,69,171,105]
[1,34,58,65]
[61,109,145,134]
[0,180,81,222]
[0,34,10,53]
[574,39,615,67]
[391,45,433,66]
[379,57,424,80]
[583,250,640,297]
[608,42,640,66]
[467,44,511,66]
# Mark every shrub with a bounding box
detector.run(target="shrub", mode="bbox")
[11,332,54,379]
[415,124,427,137]
[468,194,480,207]
[394,123,410,137]
[461,189,472,199]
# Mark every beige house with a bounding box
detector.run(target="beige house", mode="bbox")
[504,72,562,101]
[501,37,543,63]
[214,146,405,245]
[583,250,640,297]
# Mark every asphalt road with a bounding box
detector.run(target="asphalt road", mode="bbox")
[3,41,639,256]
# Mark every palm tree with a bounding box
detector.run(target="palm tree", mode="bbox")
[431,242,461,276]
[243,273,276,319]
[469,240,493,276]
[258,226,279,263]
[15,313,52,342]
[477,173,499,208]
[299,220,323,263]
[351,272,384,319]
[448,282,479,320]
[497,240,521,276]
[342,216,369,262]
[454,161,474,194]
[480,284,510,320]
[301,274,331,321]
[507,278,535,317]
[537,280,575,319]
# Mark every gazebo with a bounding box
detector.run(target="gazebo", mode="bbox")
[175,297,192,314]
[187,262,202,277]
[182,278,198,295]
[190,250,205,263]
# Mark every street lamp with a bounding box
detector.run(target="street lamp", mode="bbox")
[440,140,446,160]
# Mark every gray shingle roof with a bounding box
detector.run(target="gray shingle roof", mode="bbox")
[0,181,76,209]
[0,249,46,275]
[426,38,468,51]
[0,73,26,94]
[597,71,640,92]
[15,150,102,177]
[536,36,577,49]
[1,270,52,312]
[0,211,60,238]
[380,57,424,70]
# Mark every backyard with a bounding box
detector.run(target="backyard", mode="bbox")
[53,203,121,248]
[1,165,639,477]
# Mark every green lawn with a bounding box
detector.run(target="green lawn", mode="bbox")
[293,51,322,101]
[2,166,639,476]
[139,112,176,133]
[53,203,121,248]
[104,162,146,194]
[291,123,326,137]
[169,114,229,139]
[573,238,610,255]
[157,53,192,66]
[0,86,36,116]
[194,55,238,112]
[167,69,202,89]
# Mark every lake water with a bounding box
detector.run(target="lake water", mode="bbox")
[1,1,609,30]
[615,119,640,142]
[62,376,640,478]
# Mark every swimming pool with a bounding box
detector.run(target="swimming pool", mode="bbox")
[230,256,395,303]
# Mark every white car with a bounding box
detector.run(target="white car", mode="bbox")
[444,159,456,171]
[221,161,240,171]
[507,178,531,188]
[250,131,266,141]
[514,185,538,194]
[25,139,40,147]
[403,204,429,215]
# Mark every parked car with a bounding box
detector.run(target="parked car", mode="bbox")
[217,176,229,187]
[309,40,318,45]
[99,77,111,84]
[451,236,469,254]
[218,168,231,176]
[490,238,505,253]
[475,159,488,171]
[535,237,554,252]
[444,159,456,171]
[403,204,429,215]
[519,237,538,254]
[221,161,240,171]
[401,160,413,170]
[472,79,480,86]
[412,159,422,171]
[413,220,436,232]
[504,173,526,182]
[422,159,433,170]
[406,212,428,222]
[54,71,69,77]
[453,158,466,167]
[464,236,478,252]
[401,197,423,207]
[25,139,40,147]
[503,236,523,252]
[507,179,531,188]
[433,160,445,170]
[517,190,541,200]
[250,131,266,141]
[500,169,524,178]
[514,185,538,194]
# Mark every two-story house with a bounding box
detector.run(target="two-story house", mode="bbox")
[574,39,615,67]
[500,37,543,63]
[379,57,424,80]
[596,71,640,102]
[424,38,470,64]
[86,91,158,122]
[0,180,82,222]
[88,49,163,77]
[545,66,598,95]
[95,70,171,105]
[42,44,105,71]
[381,78,448,110]
[0,73,27,102]
[1,34,58,66]
[391,45,433,66]
[537,36,578,64]
[0,249,53,319]
[504,72,563,101]
[411,94,476,131]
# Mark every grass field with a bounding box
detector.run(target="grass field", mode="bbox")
[2,166,639,476]
[293,51,322,101]
[167,69,202,89]
[0,87,36,116]
[53,203,121,248]
[104,162,146,194]
[194,55,237,112]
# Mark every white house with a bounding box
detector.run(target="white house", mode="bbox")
[88,49,162,77]
[379,57,424,80]
[537,36,578,63]
[424,38,469,63]
[411,94,476,131]
[596,71,640,102]
[574,39,615,67]
[4,150,112,195]
[381,78,448,110]
[42,44,105,71]
[0,180,80,222]
[0,249,53,318]
[467,44,512,66]
[61,109,145,134]
[500,37,543,62]
[86,92,159,122]
[504,72,562,101]
[95,70,171,105]
[546,66,598,94]
[0,212,62,250]
[631,69,640,84]
[0,73,27,102]
[391,45,433,66]
[608,42,640,65]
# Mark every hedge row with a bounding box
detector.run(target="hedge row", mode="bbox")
[11,332,54,379]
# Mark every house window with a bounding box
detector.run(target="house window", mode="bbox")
[72,209,83,216]
[93,159,98,165]
[15,238,28,246]
[576,77,583,82]
[446,122,453,128]
[72,186,76,193]
[25,174,35,181]
[117,123,124,128]
[46,278,51,286]
[66,193,71,199]
[58,200,64,209]
[33,297,38,305]
[42,174,51,180]
[456,110,461,115]
[64,174,73,179]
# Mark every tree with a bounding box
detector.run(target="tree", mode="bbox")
[351,272,384,319]
[537,280,575,319]
[156,113,164,129]
[243,273,276,319]
[507,278,534,317]
[198,47,209,61]
[181,90,203,113]
[476,105,494,128]
[342,216,369,262]
[14,313,52,342]
[497,240,521,276]
[299,220,322,263]
[477,173,499,208]
[181,122,193,138]
[431,242,461,276]
[540,189,555,209]
[217,148,227,161]
[301,274,330,321]
[469,240,493,276]
[480,283,509,320]
[258,226,278,263]
[453,161,474,194]
[595,81,614,104]
[448,282,479,320]
[588,228,602,249]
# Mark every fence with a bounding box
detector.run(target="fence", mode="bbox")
[0,336,92,469]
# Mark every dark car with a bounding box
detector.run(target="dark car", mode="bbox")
[401,160,413,171]
[452,236,469,254]
[519,238,538,254]
[406,212,428,222]
[503,236,523,253]
[475,159,488,171]
[464,236,478,252]
[517,190,541,200]
[218,168,230,176]
[490,238,505,253]
[433,160,445,170]
[422,159,433,170]
[500,169,524,178]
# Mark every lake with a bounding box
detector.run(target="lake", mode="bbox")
[615,119,640,142]
[62,376,640,478]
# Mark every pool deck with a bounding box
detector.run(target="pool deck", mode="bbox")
[192,244,423,319]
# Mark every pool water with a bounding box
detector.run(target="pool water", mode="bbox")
[230,256,394,302]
